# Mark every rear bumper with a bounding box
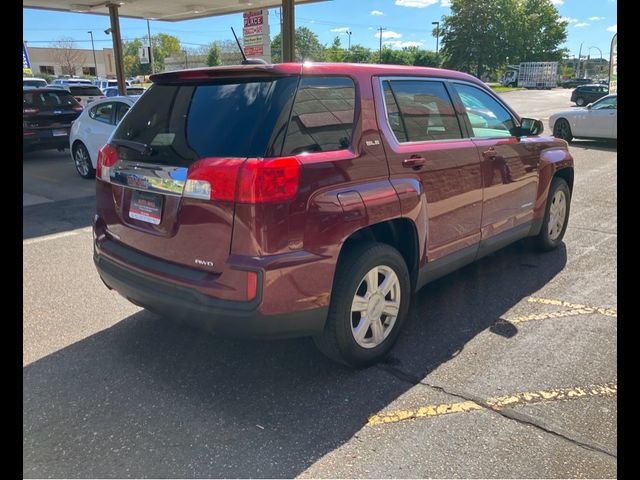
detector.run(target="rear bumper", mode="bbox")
[94,250,328,339]
[23,129,69,150]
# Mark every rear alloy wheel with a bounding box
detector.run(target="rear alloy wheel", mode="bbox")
[73,142,95,179]
[553,119,573,142]
[534,177,571,251]
[313,243,411,367]
[575,97,586,106]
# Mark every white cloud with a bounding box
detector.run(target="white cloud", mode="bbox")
[558,16,578,24]
[574,22,590,27]
[384,40,425,49]
[588,16,605,21]
[370,10,384,15]
[375,30,402,39]
[440,0,452,6]
[368,26,374,30]
[395,0,438,8]
[607,24,617,32]
[330,27,350,33]
[551,0,564,5]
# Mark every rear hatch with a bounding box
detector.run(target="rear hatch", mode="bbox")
[23,89,83,132]
[98,74,300,272]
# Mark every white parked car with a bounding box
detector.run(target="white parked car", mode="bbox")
[67,85,105,107]
[103,86,146,97]
[23,77,48,88]
[69,96,139,178]
[550,94,617,141]
[95,79,132,92]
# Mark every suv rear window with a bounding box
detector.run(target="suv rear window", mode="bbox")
[113,77,299,166]
[23,90,78,109]
[69,86,104,96]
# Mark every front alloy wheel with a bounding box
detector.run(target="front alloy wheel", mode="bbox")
[534,177,571,251]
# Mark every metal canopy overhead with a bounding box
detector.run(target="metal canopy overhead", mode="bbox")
[24,0,327,94]
[23,0,323,22]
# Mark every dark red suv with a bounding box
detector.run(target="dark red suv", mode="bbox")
[93,63,573,366]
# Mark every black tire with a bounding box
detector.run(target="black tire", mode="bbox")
[533,177,571,252]
[72,142,95,179]
[313,242,411,367]
[553,118,573,142]
[507,82,516,88]
[575,97,586,106]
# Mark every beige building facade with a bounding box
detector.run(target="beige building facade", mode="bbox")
[26,46,116,78]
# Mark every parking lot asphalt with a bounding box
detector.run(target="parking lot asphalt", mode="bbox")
[23,88,616,478]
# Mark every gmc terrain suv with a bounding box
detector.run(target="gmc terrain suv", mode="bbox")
[93,63,573,366]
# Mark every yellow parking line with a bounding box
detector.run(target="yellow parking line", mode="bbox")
[527,296,617,318]
[367,382,617,426]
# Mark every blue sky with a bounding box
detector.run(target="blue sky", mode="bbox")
[23,0,617,59]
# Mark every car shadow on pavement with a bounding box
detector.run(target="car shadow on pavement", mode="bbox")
[23,240,567,478]
[568,139,617,152]
[23,195,95,240]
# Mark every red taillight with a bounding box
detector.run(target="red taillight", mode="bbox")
[99,96,106,99]
[184,157,300,204]
[96,144,119,182]
[75,96,82,102]
[237,157,300,203]
[185,157,245,201]
[23,131,36,136]
[23,107,39,115]
[246,271,258,301]
[72,105,84,112]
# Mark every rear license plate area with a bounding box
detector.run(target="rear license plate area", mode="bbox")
[129,190,163,225]
[52,129,68,136]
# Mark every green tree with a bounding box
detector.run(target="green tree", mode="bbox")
[123,33,181,75]
[206,43,222,66]
[324,36,348,62]
[270,27,325,62]
[346,44,373,64]
[438,0,567,78]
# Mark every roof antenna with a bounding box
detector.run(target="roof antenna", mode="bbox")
[231,26,268,65]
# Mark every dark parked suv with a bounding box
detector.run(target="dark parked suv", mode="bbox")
[23,88,83,151]
[93,63,574,366]
[571,84,609,106]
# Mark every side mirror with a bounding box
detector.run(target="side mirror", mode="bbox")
[518,117,544,137]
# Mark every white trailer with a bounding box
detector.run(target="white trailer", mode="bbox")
[516,62,558,89]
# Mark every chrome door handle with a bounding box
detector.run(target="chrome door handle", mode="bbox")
[402,156,426,168]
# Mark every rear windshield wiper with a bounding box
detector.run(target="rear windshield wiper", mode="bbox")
[112,138,154,156]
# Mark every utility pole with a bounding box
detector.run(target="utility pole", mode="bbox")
[378,27,386,63]
[88,31,98,78]
[432,21,440,65]
[146,19,154,74]
[346,30,352,50]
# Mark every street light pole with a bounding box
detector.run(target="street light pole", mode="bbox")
[346,30,352,50]
[576,42,584,78]
[432,21,440,65]
[378,27,386,63]
[588,46,603,77]
[88,31,98,78]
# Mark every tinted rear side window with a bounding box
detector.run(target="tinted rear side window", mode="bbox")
[281,76,355,155]
[112,77,299,166]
